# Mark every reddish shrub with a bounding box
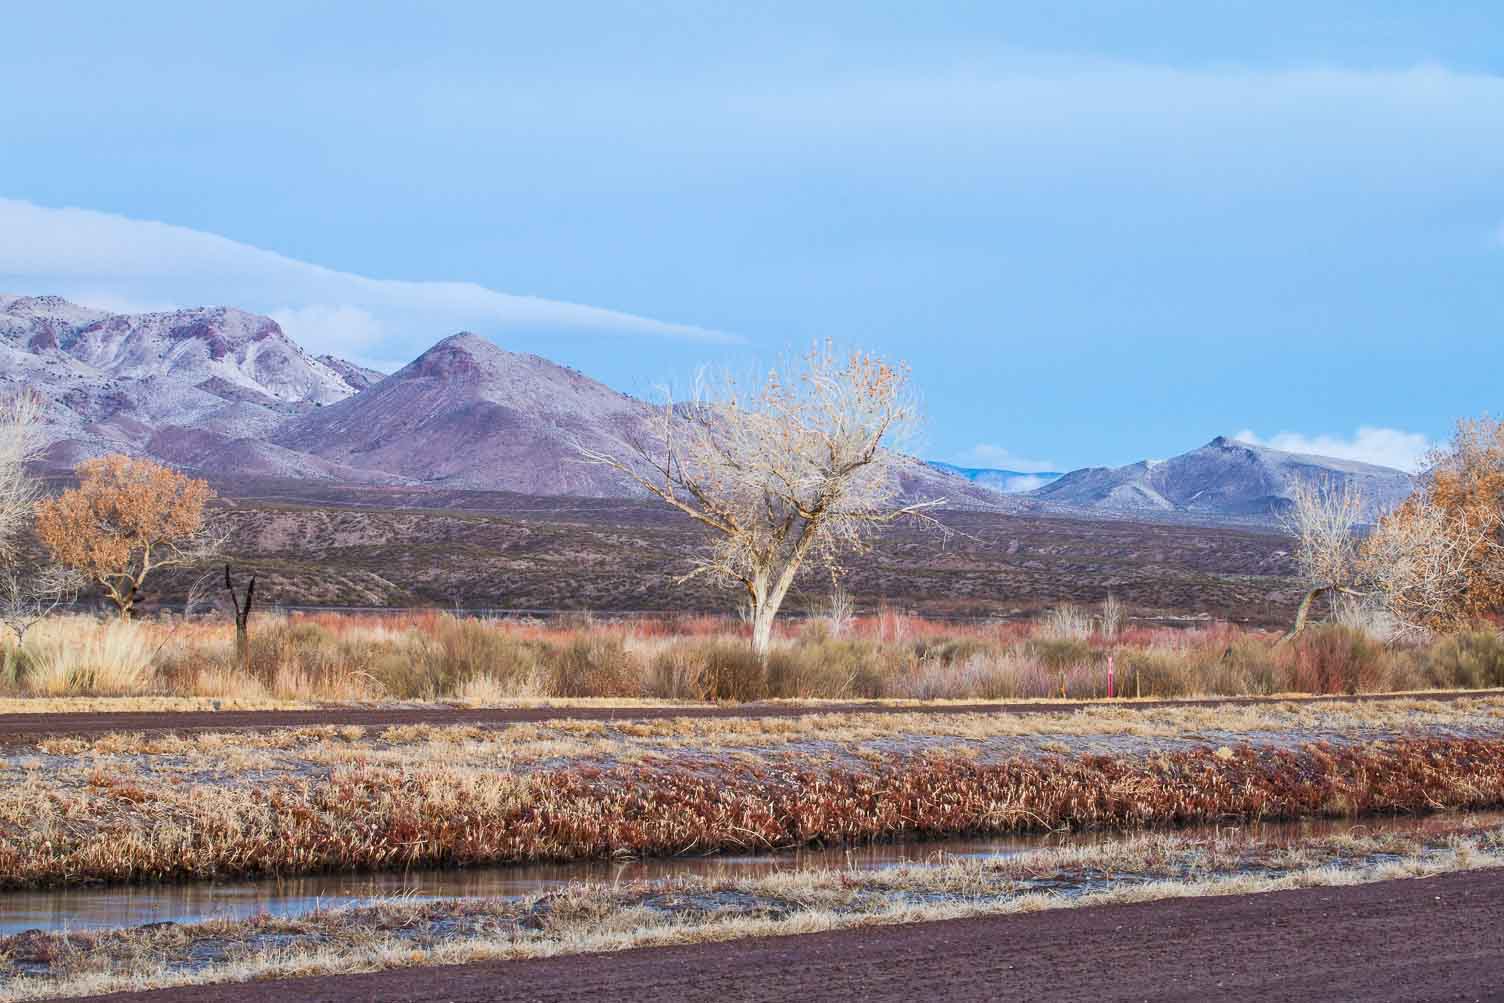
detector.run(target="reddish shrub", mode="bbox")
[1290,625,1382,694]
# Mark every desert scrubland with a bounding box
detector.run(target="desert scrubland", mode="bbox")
[6,609,1504,705]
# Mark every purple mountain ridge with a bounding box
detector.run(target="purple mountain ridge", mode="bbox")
[6,295,1414,522]
[6,296,1004,507]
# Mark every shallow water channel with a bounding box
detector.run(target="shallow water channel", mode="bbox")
[6,810,1499,935]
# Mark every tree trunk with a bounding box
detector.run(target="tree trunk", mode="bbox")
[226,565,255,672]
[744,567,784,658]
[751,599,777,656]
[1280,586,1329,644]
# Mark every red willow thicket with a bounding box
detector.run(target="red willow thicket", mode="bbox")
[8,738,1504,887]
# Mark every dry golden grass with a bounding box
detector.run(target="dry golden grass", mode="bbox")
[0,696,310,714]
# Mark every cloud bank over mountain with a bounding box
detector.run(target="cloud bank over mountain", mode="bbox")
[952,444,1059,474]
[0,199,732,371]
[1232,427,1435,473]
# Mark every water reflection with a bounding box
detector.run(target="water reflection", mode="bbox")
[4,810,1497,935]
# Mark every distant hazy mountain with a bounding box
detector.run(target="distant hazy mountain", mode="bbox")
[926,461,1063,494]
[1030,436,1414,522]
[8,295,1003,507]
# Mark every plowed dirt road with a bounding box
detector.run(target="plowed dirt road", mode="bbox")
[63,868,1504,1002]
[0,690,1491,746]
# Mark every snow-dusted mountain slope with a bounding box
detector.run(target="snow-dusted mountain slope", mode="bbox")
[1030,436,1414,521]
[8,295,1002,506]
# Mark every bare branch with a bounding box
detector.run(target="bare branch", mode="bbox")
[0,564,83,645]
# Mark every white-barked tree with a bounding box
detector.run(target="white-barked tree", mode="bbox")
[580,343,942,656]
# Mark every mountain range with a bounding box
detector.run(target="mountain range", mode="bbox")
[3,295,1000,507]
[5,295,1416,525]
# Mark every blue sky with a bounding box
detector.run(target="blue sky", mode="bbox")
[3,2,1501,476]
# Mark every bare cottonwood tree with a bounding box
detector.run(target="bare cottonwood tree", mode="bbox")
[1280,479,1367,641]
[580,344,942,655]
[825,583,856,638]
[1271,418,1504,642]
[1359,499,1495,635]
[0,564,83,645]
[0,395,80,652]
[0,393,44,563]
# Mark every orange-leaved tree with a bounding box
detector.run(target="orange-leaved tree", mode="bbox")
[1361,417,1504,632]
[35,455,216,619]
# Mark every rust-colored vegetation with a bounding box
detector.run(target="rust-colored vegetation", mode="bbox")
[7,738,1504,889]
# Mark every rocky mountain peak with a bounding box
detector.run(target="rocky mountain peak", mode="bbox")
[1029,435,1415,523]
[401,332,507,381]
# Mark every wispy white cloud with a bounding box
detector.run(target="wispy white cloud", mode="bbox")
[1000,474,1053,493]
[0,199,733,362]
[268,305,385,353]
[953,443,1059,474]
[1233,426,1434,472]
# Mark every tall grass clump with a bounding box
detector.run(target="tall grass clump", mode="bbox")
[548,634,639,697]
[389,616,544,699]
[897,649,1049,700]
[769,638,899,699]
[1115,648,1197,699]
[646,640,766,701]
[14,617,156,696]
[239,619,375,701]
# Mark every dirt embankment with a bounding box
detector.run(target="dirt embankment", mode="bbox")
[62,868,1504,1002]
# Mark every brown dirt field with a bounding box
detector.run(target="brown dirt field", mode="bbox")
[59,868,1504,1002]
[0,690,1496,745]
